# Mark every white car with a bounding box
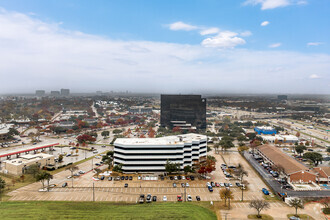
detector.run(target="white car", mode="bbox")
[182,176,185,180]
[138,176,141,180]
[229,183,233,187]
[163,196,167,201]
[186,183,190,187]
[206,182,211,187]
[187,195,192,202]
[174,176,178,180]
[220,183,225,187]
[67,176,72,179]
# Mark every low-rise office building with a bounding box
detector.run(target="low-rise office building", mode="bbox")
[254,126,277,135]
[256,144,317,183]
[3,153,55,175]
[261,135,299,144]
[114,133,207,173]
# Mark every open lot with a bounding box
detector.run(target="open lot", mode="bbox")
[0,201,216,220]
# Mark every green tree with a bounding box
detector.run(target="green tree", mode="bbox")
[183,165,194,174]
[0,177,6,201]
[295,145,306,156]
[289,198,304,216]
[237,135,247,142]
[101,130,110,138]
[214,143,220,154]
[220,138,235,151]
[36,171,48,189]
[25,163,40,177]
[112,164,123,173]
[303,152,323,166]
[207,155,217,163]
[102,155,113,170]
[327,147,330,153]
[65,164,79,188]
[58,154,64,163]
[165,160,180,175]
[45,172,53,192]
[113,129,122,134]
[249,200,270,218]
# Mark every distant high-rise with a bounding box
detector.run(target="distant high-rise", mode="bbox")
[161,94,206,130]
[50,91,60,97]
[35,90,45,96]
[278,95,288,101]
[61,89,70,96]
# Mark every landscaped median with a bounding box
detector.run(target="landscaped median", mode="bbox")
[0,201,217,219]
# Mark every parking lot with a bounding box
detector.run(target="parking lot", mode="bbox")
[8,150,267,202]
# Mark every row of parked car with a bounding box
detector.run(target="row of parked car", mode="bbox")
[138,194,201,203]
[168,175,195,181]
[220,163,235,178]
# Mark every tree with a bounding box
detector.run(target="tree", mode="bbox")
[305,141,310,146]
[165,160,180,175]
[295,132,300,138]
[220,188,234,207]
[77,134,96,143]
[36,171,49,189]
[0,177,6,201]
[327,147,330,153]
[112,164,123,173]
[249,200,270,218]
[220,138,234,151]
[238,145,249,153]
[101,130,110,138]
[45,172,53,192]
[235,164,248,201]
[295,145,306,156]
[183,165,194,174]
[207,155,217,163]
[25,163,40,177]
[58,154,64,163]
[102,154,113,170]
[20,175,25,183]
[237,135,246,142]
[113,129,122,134]
[65,164,79,188]
[214,143,220,154]
[94,168,102,178]
[303,152,323,166]
[289,198,304,216]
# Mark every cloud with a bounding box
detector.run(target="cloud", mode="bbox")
[243,0,307,10]
[307,42,323,46]
[261,21,270,26]
[309,74,321,79]
[200,27,220,36]
[269,43,282,48]
[0,9,329,94]
[168,21,198,31]
[201,31,246,48]
[240,31,252,37]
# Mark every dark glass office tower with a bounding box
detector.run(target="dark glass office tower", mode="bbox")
[161,94,206,130]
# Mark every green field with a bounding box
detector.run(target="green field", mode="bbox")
[0,201,217,220]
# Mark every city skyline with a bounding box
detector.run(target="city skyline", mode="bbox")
[0,0,329,94]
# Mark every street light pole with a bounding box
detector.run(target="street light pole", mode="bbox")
[93,182,95,202]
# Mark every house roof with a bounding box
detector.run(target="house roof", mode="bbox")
[313,167,330,178]
[257,144,310,175]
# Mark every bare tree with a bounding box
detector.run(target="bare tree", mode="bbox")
[249,199,270,218]
[235,163,248,201]
[289,198,304,216]
[65,164,79,188]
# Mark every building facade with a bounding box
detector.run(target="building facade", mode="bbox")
[35,90,45,96]
[61,89,70,96]
[113,133,207,173]
[160,94,206,130]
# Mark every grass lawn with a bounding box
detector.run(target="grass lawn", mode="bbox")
[287,214,315,220]
[247,214,274,220]
[0,201,217,220]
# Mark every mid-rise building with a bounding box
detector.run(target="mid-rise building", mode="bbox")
[35,90,45,96]
[114,133,207,173]
[278,95,288,101]
[129,106,153,114]
[161,94,206,130]
[61,89,70,96]
[50,91,60,96]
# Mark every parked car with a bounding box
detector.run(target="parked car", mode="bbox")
[146,194,152,203]
[152,196,157,202]
[124,183,128,188]
[186,183,190,187]
[100,176,105,180]
[108,177,112,181]
[177,195,182,202]
[163,196,167,201]
[129,176,133,180]
[62,182,68,187]
[215,182,220,187]
[139,194,145,203]
[196,196,201,201]
[187,195,192,201]
[262,188,269,195]
[121,176,125,180]
[173,183,177,188]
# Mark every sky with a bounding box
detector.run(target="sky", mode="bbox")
[0,0,329,94]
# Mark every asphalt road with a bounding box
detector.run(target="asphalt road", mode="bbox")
[243,151,330,198]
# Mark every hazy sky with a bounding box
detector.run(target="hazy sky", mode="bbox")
[0,0,329,94]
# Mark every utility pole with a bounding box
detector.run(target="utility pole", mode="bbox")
[93,182,95,202]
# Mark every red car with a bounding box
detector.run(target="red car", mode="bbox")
[177,195,182,202]
[215,182,220,187]
[186,176,190,180]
